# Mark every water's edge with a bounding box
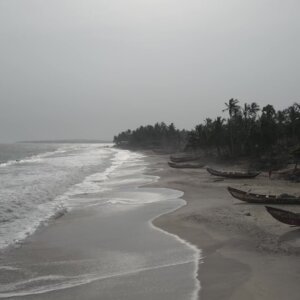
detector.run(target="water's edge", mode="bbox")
[142,155,201,300]
[0,148,201,299]
[149,196,201,300]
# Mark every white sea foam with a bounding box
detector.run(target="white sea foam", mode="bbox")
[149,194,202,300]
[0,145,152,250]
[0,259,196,298]
[62,150,148,209]
[0,144,117,250]
[0,147,70,168]
[0,146,201,300]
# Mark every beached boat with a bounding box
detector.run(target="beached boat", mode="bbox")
[265,206,300,226]
[227,186,300,204]
[207,168,260,179]
[170,154,201,163]
[168,161,204,169]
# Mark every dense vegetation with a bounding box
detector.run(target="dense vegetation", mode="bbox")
[114,122,187,150]
[187,100,300,157]
[114,100,300,164]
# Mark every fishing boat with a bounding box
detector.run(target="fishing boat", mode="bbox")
[227,186,300,204]
[265,206,300,226]
[170,154,201,163]
[168,161,204,169]
[207,168,260,179]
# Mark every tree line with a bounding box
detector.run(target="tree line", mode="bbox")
[114,100,300,160]
[113,122,187,150]
[187,100,300,158]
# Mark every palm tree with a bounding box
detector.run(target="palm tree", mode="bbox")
[260,105,277,149]
[223,98,240,118]
[213,117,225,157]
[242,102,260,154]
[286,103,300,140]
[249,102,260,119]
[223,98,240,156]
[243,103,251,120]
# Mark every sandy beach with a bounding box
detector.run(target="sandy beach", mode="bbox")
[1,148,299,300]
[146,152,300,300]
[0,149,200,300]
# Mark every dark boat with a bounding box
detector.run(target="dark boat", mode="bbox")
[265,206,300,226]
[168,161,204,169]
[170,154,201,163]
[207,168,260,179]
[227,186,300,204]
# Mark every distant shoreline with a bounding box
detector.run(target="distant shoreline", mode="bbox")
[18,139,113,144]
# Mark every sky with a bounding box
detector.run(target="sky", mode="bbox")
[0,0,299,142]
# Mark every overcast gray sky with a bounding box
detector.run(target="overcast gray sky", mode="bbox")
[0,0,299,142]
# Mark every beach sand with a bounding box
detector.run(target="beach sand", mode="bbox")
[1,150,299,300]
[146,152,300,300]
[0,153,200,300]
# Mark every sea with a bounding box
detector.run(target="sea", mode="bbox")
[0,143,200,299]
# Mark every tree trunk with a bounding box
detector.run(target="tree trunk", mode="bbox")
[229,123,234,157]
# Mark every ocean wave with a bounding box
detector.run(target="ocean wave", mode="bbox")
[0,144,117,250]
[0,146,151,250]
[0,148,201,300]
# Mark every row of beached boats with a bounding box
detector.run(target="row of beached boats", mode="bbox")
[168,154,300,226]
[227,186,300,226]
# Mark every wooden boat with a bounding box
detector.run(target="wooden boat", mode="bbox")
[168,161,204,169]
[170,154,201,163]
[265,206,300,226]
[207,168,260,179]
[227,186,300,204]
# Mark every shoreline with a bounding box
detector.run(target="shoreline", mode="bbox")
[1,147,299,299]
[144,151,300,300]
[148,191,201,300]
[0,149,200,300]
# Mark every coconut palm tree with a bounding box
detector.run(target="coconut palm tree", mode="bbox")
[241,102,260,153]
[223,99,240,155]
[223,98,240,118]
[286,103,300,140]
[249,102,260,119]
[213,117,225,157]
[260,105,277,150]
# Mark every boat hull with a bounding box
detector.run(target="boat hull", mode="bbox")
[266,206,300,226]
[168,161,204,169]
[228,186,300,204]
[207,168,260,179]
[170,155,200,163]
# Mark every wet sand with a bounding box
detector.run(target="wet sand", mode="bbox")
[0,153,200,300]
[147,153,300,300]
[1,150,299,300]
